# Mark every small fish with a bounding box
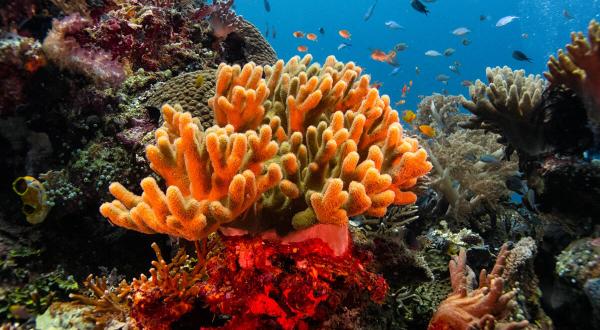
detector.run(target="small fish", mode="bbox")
[436,74,450,84]
[272,26,277,38]
[401,83,410,97]
[389,67,401,76]
[425,50,442,57]
[461,80,473,87]
[364,0,378,21]
[338,29,351,39]
[418,125,436,137]
[453,60,462,67]
[512,50,532,62]
[306,33,318,41]
[372,81,383,89]
[563,9,574,20]
[521,33,529,39]
[479,154,499,163]
[394,43,408,51]
[263,0,271,12]
[293,31,304,38]
[370,49,397,65]
[461,38,471,46]
[195,74,205,87]
[411,0,429,15]
[402,110,417,123]
[297,45,308,52]
[452,27,471,36]
[265,24,269,38]
[385,21,405,30]
[395,100,406,106]
[448,65,460,75]
[443,48,455,56]
[337,42,351,50]
[319,27,325,34]
[496,15,519,27]
[479,15,489,21]
[505,175,526,194]
[415,66,421,75]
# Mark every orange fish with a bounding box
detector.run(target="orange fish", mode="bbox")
[24,56,46,73]
[419,125,436,138]
[401,84,408,97]
[293,31,304,38]
[372,81,383,89]
[297,45,308,52]
[338,29,351,39]
[306,33,318,41]
[409,80,413,87]
[370,49,387,62]
[395,100,406,106]
[402,110,416,123]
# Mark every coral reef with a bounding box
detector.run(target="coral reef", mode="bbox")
[546,20,600,135]
[100,55,432,246]
[428,244,529,330]
[461,66,547,157]
[143,69,217,129]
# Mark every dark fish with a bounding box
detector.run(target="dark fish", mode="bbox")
[479,15,489,21]
[272,25,276,39]
[563,9,574,20]
[461,38,471,46]
[512,50,532,62]
[265,24,269,38]
[464,152,477,162]
[263,0,271,12]
[364,0,378,21]
[319,27,325,34]
[411,0,429,15]
[505,175,526,194]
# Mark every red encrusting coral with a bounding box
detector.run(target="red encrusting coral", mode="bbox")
[428,244,529,330]
[196,234,387,329]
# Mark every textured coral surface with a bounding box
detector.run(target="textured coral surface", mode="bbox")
[100,55,432,243]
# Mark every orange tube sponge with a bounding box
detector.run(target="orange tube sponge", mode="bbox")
[101,55,431,240]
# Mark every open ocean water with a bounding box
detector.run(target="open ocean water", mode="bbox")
[237,0,600,108]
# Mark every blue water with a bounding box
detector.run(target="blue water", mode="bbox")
[236,0,600,110]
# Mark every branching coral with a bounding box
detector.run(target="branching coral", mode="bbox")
[545,20,600,130]
[461,66,547,157]
[100,55,432,244]
[428,244,529,330]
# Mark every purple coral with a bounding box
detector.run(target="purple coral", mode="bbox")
[43,14,125,86]
[196,0,241,39]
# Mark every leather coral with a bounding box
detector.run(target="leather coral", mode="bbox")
[100,55,432,241]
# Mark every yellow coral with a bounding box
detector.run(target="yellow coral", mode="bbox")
[101,55,432,240]
[12,176,51,224]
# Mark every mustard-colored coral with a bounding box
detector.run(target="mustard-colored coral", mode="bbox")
[12,176,51,224]
[100,55,431,241]
[545,19,600,126]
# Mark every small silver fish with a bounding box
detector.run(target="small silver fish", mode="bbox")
[449,65,460,75]
[385,21,405,30]
[436,74,450,84]
[496,16,519,27]
[337,42,351,50]
[425,50,442,57]
[364,0,378,21]
[452,27,471,36]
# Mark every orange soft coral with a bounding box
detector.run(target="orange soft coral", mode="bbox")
[101,55,431,241]
[428,245,529,330]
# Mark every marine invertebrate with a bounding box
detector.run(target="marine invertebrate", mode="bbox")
[198,234,388,329]
[143,69,217,129]
[461,66,547,157]
[428,244,529,330]
[220,18,278,66]
[100,55,432,247]
[12,176,51,224]
[545,20,600,132]
[42,14,126,86]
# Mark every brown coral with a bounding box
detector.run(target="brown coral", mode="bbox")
[143,69,217,130]
[100,55,431,242]
[545,19,600,127]
[428,244,529,330]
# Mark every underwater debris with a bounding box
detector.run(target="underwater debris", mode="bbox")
[428,244,529,330]
[100,55,432,250]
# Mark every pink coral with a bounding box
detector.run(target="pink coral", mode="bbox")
[42,14,125,86]
[428,245,529,330]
